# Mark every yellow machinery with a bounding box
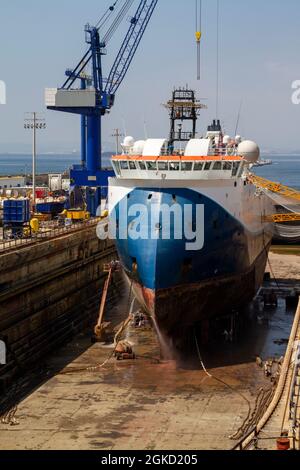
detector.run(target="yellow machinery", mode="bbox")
[64,210,90,221]
[30,218,40,233]
[33,213,52,222]
[101,209,109,219]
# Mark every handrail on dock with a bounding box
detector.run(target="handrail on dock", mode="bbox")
[233,298,300,450]
[0,217,106,255]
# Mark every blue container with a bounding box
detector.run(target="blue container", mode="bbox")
[36,201,65,215]
[3,199,30,224]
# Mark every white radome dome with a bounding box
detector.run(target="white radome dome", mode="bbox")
[122,136,135,149]
[238,140,260,163]
[223,135,231,145]
[131,140,146,155]
[235,135,242,144]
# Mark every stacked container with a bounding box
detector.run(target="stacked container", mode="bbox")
[3,199,30,224]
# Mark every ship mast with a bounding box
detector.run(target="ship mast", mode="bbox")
[163,87,207,153]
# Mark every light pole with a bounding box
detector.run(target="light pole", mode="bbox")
[111,128,124,155]
[24,113,46,209]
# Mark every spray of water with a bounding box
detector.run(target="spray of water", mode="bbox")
[152,317,176,361]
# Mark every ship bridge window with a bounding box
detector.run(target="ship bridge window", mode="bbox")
[194,163,204,171]
[170,162,180,171]
[138,161,146,170]
[129,161,137,170]
[213,162,222,170]
[223,162,233,171]
[147,161,157,171]
[204,162,212,171]
[181,162,193,172]
[113,161,121,176]
[158,162,168,171]
[120,161,129,170]
[232,162,240,177]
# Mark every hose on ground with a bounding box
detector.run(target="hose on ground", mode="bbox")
[194,330,252,438]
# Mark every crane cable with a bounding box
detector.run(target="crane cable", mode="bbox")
[216,0,220,119]
[103,0,135,45]
[195,0,202,80]
[62,1,122,89]
[96,0,120,30]
[69,0,134,88]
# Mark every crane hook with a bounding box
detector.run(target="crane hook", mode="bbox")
[195,0,202,80]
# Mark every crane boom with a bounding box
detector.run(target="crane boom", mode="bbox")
[46,0,159,216]
[105,0,158,96]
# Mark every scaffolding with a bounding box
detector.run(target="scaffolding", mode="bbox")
[163,87,207,152]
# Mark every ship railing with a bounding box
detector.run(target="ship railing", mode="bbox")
[207,147,238,157]
[120,148,238,158]
[0,216,105,254]
[160,148,184,157]
[160,147,238,157]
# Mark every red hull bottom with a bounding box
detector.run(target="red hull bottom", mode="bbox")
[129,249,268,346]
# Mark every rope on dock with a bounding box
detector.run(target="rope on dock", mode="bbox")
[194,329,252,435]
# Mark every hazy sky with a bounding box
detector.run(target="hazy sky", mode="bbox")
[0,0,300,153]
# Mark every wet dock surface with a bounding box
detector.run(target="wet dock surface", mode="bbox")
[0,247,298,450]
[0,286,297,450]
[0,338,266,450]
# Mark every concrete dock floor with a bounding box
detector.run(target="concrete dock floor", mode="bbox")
[0,248,299,451]
[0,330,271,451]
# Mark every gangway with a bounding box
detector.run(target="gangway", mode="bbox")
[249,175,300,203]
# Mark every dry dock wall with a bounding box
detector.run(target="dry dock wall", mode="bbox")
[0,223,120,392]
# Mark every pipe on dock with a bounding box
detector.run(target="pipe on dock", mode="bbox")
[237,299,300,450]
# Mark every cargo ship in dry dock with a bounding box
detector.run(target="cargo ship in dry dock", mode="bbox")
[108,89,274,345]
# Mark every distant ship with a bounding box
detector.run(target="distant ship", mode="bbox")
[253,159,272,167]
[108,88,274,347]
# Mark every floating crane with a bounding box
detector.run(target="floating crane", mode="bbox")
[45,0,158,215]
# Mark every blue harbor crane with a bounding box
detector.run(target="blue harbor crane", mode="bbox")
[46,0,158,215]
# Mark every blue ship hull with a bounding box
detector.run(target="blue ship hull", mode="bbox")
[112,187,270,342]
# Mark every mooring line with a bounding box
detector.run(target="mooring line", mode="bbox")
[194,329,252,439]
